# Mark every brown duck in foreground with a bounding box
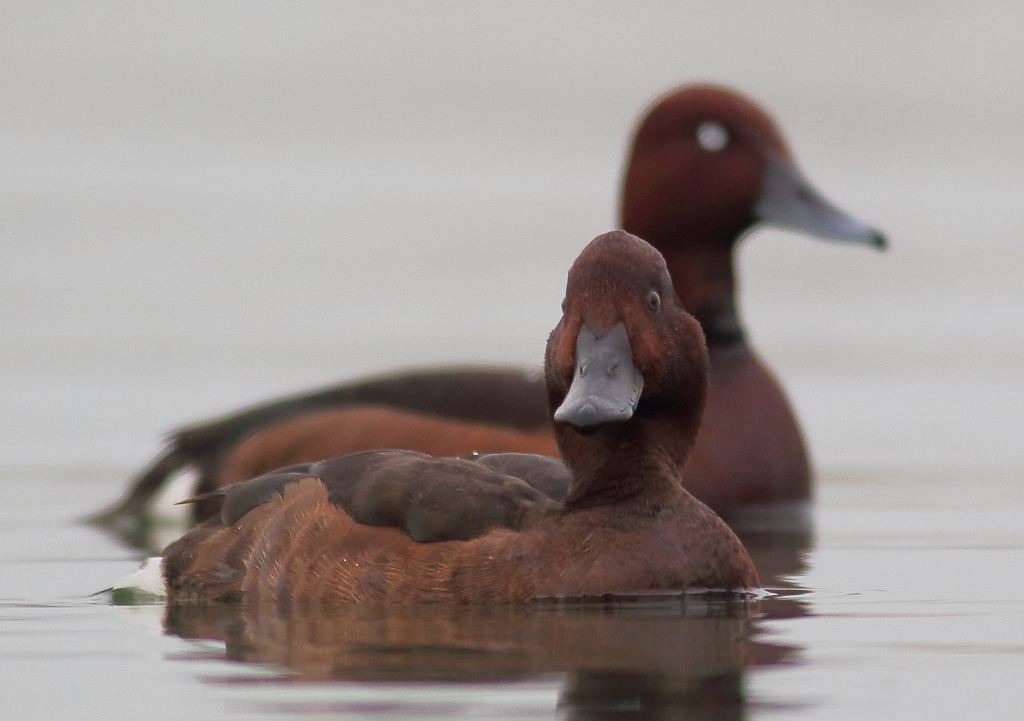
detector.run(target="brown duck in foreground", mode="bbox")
[163,231,759,604]
[97,84,885,529]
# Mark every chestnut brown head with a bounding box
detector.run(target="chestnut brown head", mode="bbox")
[545,231,709,494]
[620,84,887,253]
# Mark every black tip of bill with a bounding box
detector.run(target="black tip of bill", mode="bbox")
[754,157,890,251]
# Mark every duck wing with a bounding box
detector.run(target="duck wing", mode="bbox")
[469,453,571,502]
[195,450,566,544]
[91,367,549,528]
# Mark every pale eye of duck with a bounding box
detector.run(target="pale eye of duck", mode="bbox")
[646,289,661,312]
[696,121,729,152]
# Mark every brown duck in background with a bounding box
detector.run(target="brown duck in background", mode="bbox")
[95,84,885,529]
[163,232,758,604]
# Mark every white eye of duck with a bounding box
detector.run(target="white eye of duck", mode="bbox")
[696,121,729,152]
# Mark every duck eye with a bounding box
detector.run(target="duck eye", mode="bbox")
[696,121,729,152]
[646,289,661,312]
[560,298,566,312]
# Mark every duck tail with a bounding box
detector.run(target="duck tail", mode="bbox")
[86,444,194,527]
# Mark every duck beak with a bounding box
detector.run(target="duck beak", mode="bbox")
[553,323,644,430]
[754,157,887,250]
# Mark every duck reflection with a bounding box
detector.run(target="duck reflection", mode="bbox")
[165,590,804,720]
[728,502,815,621]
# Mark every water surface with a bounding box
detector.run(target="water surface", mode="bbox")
[3,467,1023,719]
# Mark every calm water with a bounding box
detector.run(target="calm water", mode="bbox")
[2,3,1024,719]
[3,467,1023,719]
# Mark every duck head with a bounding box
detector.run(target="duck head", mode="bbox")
[545,230,709,508]
[620,84,886,342]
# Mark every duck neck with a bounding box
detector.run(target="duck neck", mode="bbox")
[561,421,691,513]
[660,244,744,347]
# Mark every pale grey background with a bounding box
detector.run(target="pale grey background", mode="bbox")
[3,2,1021,474]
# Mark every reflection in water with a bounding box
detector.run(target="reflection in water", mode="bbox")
[738,531,813,622]
[730,502,815,621]
[116,493,816,717]
[115,489,815,717]
[165,587,806,720]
